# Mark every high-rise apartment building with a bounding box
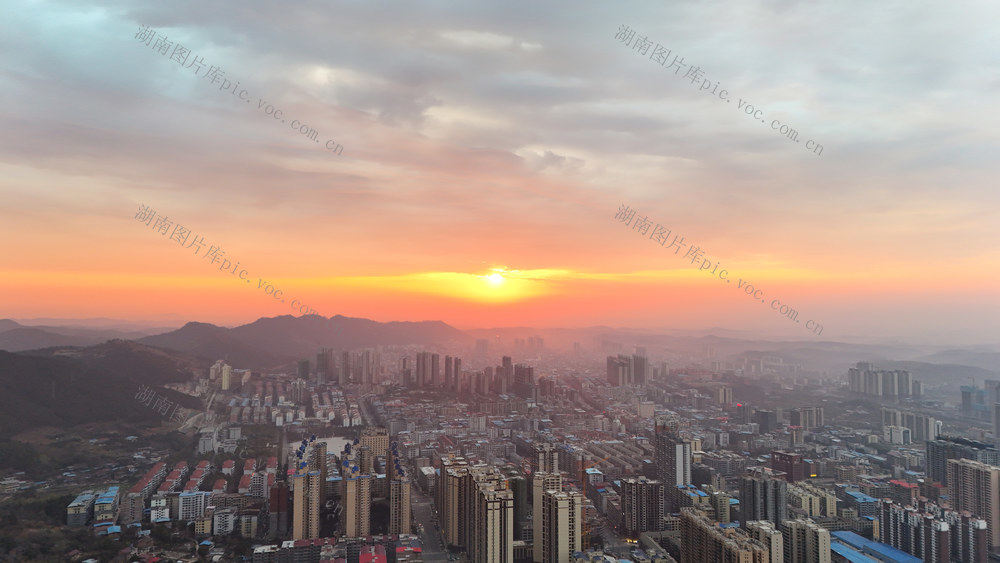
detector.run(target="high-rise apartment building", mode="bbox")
[947,458,1000,548]
[882,407,941,443]
[877,499,981,563]
[389,476,411,535]
[536,443,559,474]
[438,457,470,548]
[310,441,328,491]
[787,483,838,518]
[756,409,779,434]
[607,355,631,386]
[746,520,784,563]
[540,489,582,563]
[532,472,563,563]
[925,436,1000,486]
[316,348,332,385]
[782,519,831,563]
[221,363,232,390]
[632,354,648,386]
[993,404,1000,448]
[847,362,915,400]
[621,477,665,538]
[943,510,989,563]
[387,439,411,535]
[605,353,649,386]
[514,363,536,399]
[505,471,529,541]
[338,350,351,386]
[655,415,691,511]
[360,426,390,460]
[772,451,806,483]
[740,471,788,527]
[680,507,771,563]
[416,352,440,387]
[342,463,372,537]
[790,407,824,430]
[352,348,378,385]
[655,417,689,485]
[445,355,454,389]
[705,486,733,523]
[291,471,321,540]
[472,479,515,563]
[210,359,223,380]
[439,461,506,553]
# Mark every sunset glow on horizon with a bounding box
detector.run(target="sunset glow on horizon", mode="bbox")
[2,0,999,343]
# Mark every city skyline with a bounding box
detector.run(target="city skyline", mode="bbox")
[2,0,999,343]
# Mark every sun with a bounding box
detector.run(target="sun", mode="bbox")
[487,273,504,285]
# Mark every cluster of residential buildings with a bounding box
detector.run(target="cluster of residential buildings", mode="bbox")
[51,348,1000,562]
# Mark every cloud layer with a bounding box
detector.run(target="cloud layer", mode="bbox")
[1,0,998,342]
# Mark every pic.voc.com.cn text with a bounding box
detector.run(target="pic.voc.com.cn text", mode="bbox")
[614,25,823,157]
[614,204,823,336]
[134,203,321,317]
[134,24,344,156]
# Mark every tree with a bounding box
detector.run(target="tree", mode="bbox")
[151,523,171,544]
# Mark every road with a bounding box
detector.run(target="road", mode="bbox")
[597,518,630,553]
[411,490,449,562]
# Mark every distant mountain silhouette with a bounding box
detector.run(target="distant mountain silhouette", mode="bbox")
[0,319,159,352]
[0,327,83,350]
[138,314,472,367]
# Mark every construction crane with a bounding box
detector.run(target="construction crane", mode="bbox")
[580,454,612,550]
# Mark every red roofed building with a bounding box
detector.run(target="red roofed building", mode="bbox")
[183,480,199,492]
[359,545,387,563]
[142,462,167,482]
[213,479,228,493]
[238,474,253,494]
[222,460,236,475]
[123,463,169,524]
[889,479,920,506]
[244,459,257,473]
[266,456,278,474]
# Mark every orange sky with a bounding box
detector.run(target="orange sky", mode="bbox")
[2,1,1000,343]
